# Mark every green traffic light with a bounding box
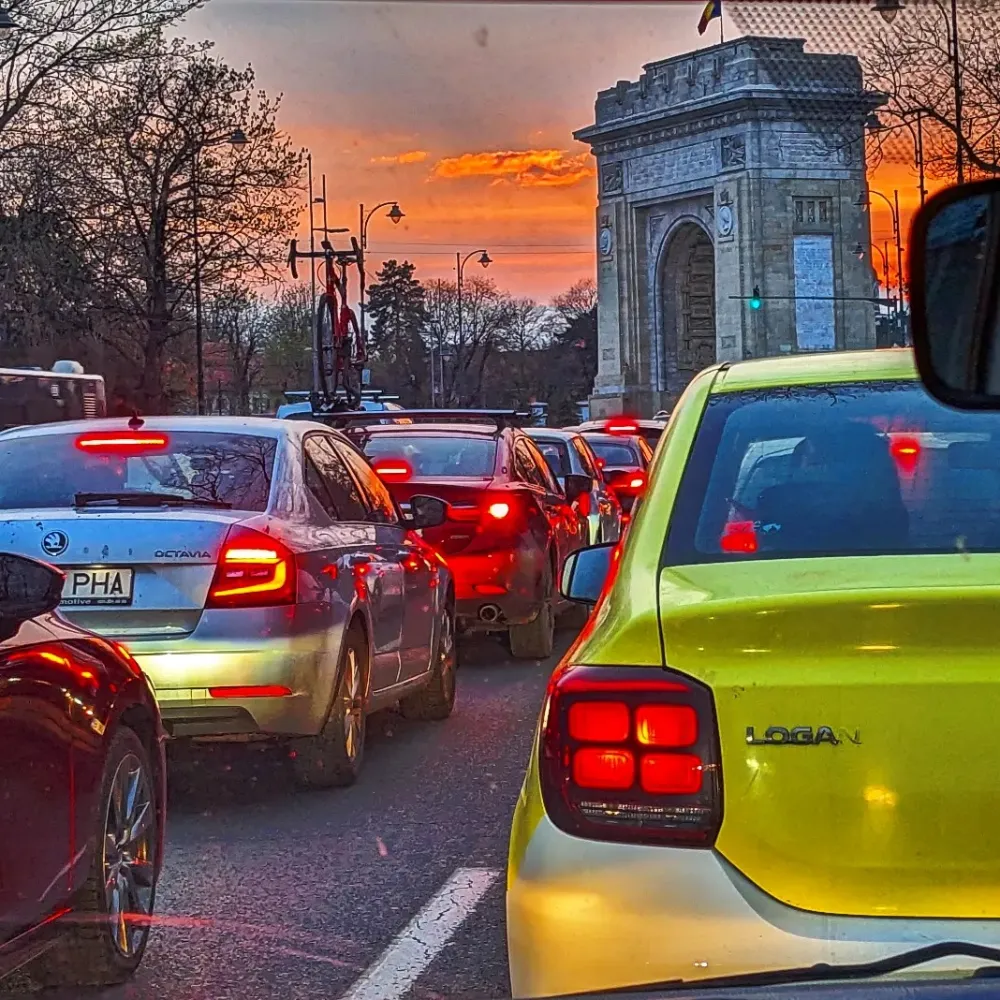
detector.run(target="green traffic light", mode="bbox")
[749,285,762,310]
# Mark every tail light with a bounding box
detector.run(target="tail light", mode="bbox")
[889,434,922,477]
[626,473,646,492]
[720,520,758,554]
[446,493,519,526]
[373,459,412,482]
[539,665,722,847]
[207,525,296,608]
[75,431,168,454]
[604,418,639,436]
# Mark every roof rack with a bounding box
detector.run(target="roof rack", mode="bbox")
[305,408,531,433]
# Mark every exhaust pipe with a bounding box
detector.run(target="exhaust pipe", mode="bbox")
[479,604,502,623]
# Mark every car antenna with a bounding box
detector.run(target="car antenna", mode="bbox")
[128,412,144,430]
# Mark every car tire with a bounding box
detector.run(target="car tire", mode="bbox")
[400,596,458,721]
[30,726,159,988]
[290,623,368,789]
[509,562,556,660]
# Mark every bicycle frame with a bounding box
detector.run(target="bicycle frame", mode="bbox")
[287,235,367,411]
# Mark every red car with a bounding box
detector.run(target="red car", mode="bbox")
[350,413,591,659]
[579,431,654,516]
[0,553,166,988]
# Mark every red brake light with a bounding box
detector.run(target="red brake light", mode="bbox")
[573,748,635,790]
[539,665,722,847]
[569,701,630,742]
[890,434,922,476]
[636,704,697,747]
[640,753,703,795]
[207,524,296,609]
[209,685,293,699]
[720,520,758,554]
[627,474,645,491]
[75,431,168,454]
[604,418,638,436]
[373,459,412,482]
[487,501,510,519]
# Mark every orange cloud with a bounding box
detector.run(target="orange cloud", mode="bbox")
[370,149,429,166]
[431,148,595,189]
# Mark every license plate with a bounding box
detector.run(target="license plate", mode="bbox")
[61,568,135,607]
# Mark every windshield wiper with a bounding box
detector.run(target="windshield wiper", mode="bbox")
[593,941,1000,995]
[74,491,232,510]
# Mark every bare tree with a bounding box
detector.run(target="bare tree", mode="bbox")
[865,1,1000,179]
[553,278,597,322]
[205,286,267,414]
[39,37,302,411]
[0,0,200,150]
[423,276,513,406]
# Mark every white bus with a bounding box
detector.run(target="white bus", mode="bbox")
[0,361,107,430]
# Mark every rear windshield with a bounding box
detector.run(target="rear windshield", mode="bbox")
[364,434,497,477]
[666,380,1000,564]
[533,439,571,477]
[0,430,276,511]
[588,438,642,468]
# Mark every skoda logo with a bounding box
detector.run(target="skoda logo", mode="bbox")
[41,530,69,557]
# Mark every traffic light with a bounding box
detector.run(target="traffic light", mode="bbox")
[749,285,762,310]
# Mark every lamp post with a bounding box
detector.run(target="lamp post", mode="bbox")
[453,250,492,406]
[857,186,904,324]
[872,0,963,183]
[191,127,247,415]
[357,201,404,345]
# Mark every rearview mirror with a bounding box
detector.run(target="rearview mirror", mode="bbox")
[911,179,1000,409]
[563,474,593,505]
[0,553,64,640]
[560,543,614,606]
[408,494,447,530]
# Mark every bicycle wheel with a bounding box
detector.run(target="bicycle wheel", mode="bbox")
[315,293,338,401]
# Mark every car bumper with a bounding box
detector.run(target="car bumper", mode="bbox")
[449,547,546,629]
[507,812,1000,998]
[126,612,339,739]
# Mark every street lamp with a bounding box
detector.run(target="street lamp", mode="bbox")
[872,0,903,24]
[857,187,904,321]
[191,127,248,415]
[446,249,492,407]
[357,200,404,347]
[0,7,18,34]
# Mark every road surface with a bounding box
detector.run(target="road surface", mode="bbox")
[13,630,572,1000]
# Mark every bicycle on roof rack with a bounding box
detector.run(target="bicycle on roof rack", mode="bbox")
[288,234,366,411]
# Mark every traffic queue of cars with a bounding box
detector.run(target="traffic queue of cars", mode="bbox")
[0,403,660,987]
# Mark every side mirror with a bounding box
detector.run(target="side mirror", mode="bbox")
[408,494,447,530]
[559,543,614,606]
[910,179,1000,409]
[0,553,64,640]
[563,473,593,506]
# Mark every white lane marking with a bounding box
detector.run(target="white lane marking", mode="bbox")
[340,866,500,1000]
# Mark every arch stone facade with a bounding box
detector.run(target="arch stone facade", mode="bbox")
[574,36,883,417]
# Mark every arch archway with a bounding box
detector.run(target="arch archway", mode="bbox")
[659,222,716,397]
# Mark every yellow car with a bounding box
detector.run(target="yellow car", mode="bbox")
[508,348,1000,998]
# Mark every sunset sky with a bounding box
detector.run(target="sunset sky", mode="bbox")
[179,0,929,303]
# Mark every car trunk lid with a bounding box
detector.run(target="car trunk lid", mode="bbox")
[659,554,1000,919]
[382,477,525,554]
[0,508,246,637]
